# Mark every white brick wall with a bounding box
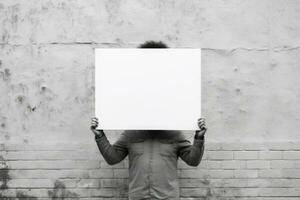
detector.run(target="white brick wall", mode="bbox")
[1,141,300,199]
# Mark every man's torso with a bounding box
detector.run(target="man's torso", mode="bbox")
[125,130,181,200]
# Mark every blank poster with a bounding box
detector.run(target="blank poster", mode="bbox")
[95,48,201,130]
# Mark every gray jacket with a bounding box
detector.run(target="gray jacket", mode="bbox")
[95,130,205,200]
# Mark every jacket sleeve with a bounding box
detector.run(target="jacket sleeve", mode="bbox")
[177,131,205,167]
[95,131,129,165]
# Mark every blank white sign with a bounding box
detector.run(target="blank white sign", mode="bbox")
[95,48,201,130]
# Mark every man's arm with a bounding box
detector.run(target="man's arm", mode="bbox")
[91,117,128,165]
[95,131,129,165]
[177,132,205,167]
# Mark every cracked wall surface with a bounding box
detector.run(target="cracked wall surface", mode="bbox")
[1,0,300,199]
[0,0,299,143]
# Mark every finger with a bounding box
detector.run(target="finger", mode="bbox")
[198,124,205,129]
[198,118,205,122]
[91,122,98,126]
[92,118,98,122]
[198,121,205,126]
[198,121,205,127]
[91,121,98,125]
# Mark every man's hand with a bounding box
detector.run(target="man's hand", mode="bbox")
[195,118,207,138]
[91,117,104,137]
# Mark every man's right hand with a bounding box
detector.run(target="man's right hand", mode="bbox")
[91,117,104,137]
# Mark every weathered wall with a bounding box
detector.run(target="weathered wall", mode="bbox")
[1,0,300,199]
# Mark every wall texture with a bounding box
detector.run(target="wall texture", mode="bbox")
[0,0,300,199]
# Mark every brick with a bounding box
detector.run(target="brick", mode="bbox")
[206,143,245,151]
[113,169,129,178]
[179,169,234,179]
[258,188,300,197]
[100,179,115,188]
[7,179,77,188]
[0,188,114,198]
[282,151,300,159]
[6,160,101,169]
[8,169,114,179]
[295,160,300,168]
[210,188,300,197]
[0,189,49,198]
[214,160,246,169]
[281,169,300,178]
[180,178,249,188]
[180,188,209,197]
[4,151,101,161]
[267,179,300,188]
[206,143,268,151]
[234,170,258,178]
[259,169,282,178]
[246,160,270,169]
[271,160,295,168]
[3,143,91,151]
[89,169,114,178]
[207,151,233,160]
[211,188,258,197]
[179,179,211,188]
[7,179,54,188]
[259,151,282,159]
[188,160,246,169]
[246,179,300,188]
[234,151,259,160]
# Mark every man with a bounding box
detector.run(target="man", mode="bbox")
[91,41,207,200]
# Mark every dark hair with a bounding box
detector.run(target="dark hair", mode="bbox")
[138,41,168,48]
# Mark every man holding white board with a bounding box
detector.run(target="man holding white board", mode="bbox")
[91,41,207,200]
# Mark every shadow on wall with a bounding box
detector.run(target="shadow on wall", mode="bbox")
[0,155,10,190]
[16,191,38,200]
[48,180,79,199]
[189,178,242,200]
[113,179,129,197]
[0,156,79,199]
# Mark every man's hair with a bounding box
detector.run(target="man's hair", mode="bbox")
[138,41,168,48]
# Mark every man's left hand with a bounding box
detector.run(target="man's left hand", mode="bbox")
[196,118,207,138]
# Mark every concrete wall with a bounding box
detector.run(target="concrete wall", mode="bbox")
[1,0,300,199]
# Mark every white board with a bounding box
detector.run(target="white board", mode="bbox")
[95,48,201,130]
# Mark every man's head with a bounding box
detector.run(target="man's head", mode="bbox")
[138,41,168,48]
